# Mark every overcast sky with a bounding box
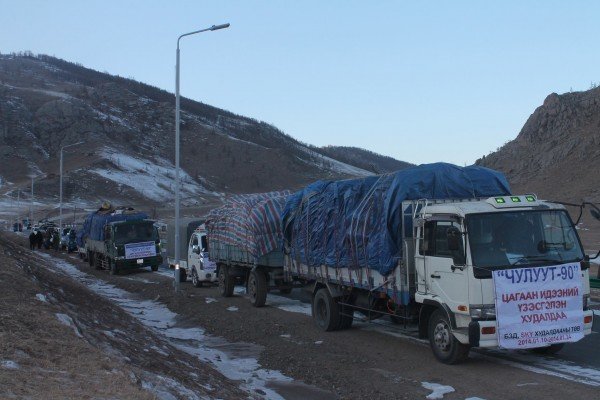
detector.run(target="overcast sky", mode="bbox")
[1,1,599,166]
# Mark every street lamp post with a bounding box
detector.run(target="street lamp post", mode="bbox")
[60,141,84,229]
[174,23,230,293]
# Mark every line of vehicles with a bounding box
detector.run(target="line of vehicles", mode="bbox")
[65,163,598,364]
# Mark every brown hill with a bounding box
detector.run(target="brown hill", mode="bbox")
[477,87,600,203]
[0,53,414,217]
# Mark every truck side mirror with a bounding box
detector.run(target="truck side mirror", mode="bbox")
[192,245,200,254]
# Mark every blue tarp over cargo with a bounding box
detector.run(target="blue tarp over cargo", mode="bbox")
[282,163,511,276]
[206,191,290,261]
[77,211,149,247]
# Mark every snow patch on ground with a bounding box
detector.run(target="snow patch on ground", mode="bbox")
[205,297,217,304]
[40,254,301,400]
[55,313,83,338]
[421,382,455,399]
[1,360,20,370]
[226,306,239,312]
[90,147,214,202]
[35,293,48,302]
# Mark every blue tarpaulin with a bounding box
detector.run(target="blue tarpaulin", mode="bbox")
[282,163,511,276]
[77,211,149,247]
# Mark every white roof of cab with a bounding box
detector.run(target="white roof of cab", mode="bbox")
[422,196,565,218]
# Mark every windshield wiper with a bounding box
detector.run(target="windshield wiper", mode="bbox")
[511,255,563,266]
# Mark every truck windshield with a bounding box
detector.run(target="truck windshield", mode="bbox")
[466,210,584,278]
[114,223,158,244]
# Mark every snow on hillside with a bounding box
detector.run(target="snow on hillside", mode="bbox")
[298,146,373,177]
[91,148,217,202]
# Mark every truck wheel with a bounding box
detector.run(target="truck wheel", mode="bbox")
[338,303,354,330]
[109,260,119,275]
[312,288,341,332]
[530,343,565,355]
[428,309,470,364]
[151,265,158,272]
[87,251,93,266]
[218,265,234,297]
[191,268,202,288]
[248,270,267,307]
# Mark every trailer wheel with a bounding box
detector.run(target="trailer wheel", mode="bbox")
[338,303,354,330]
[428,310,470,364]
[191,268,202,288]
[530,343,565,355]
[312,288,341,331]
[218,265,234,297]
[248,270,267,307]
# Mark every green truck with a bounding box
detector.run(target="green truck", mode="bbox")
[78,208,162,275]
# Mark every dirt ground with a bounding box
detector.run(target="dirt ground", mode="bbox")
[0,232,255,400]
[2,231,599,400]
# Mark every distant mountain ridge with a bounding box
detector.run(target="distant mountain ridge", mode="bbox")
[0,53,411,212]
[317,146,414,174]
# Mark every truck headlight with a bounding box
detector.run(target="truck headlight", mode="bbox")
[470,304,496,319]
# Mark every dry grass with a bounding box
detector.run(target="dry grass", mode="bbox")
[0,237,155,400]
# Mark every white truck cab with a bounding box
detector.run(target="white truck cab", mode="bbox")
[413,195,594,362]
[187,227,218,287]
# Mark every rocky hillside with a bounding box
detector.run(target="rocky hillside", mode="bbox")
[0,53,412,213]
[477,87,600,203]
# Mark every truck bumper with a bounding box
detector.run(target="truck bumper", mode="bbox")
[195,268,218,282]
[117,255,162,270]
[468,310,594,348]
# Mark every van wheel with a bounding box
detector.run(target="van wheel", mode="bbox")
[531,343,565,355]
[191,268,202,288]
[218,265,234,297]
[428,310,470,364]
[248,270,267,307]
[312,288,340,331]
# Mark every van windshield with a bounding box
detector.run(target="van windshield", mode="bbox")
[466,210,584,278]
[114,222,158,244]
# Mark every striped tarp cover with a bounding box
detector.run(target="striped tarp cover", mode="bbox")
[206,191,290,260]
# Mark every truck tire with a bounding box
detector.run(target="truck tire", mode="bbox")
[530,343,565,355]
[109,259,119,275]
[248,270,268,307]
[151,265,158,272]
[338,303,354,330]
[87,251,93,266]
[312,288,341,332]
[428,309,470,364]
[191,268,202,288]
[179,268,187,282]
[218,265,234,297]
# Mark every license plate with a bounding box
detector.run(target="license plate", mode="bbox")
[136,259,144,264]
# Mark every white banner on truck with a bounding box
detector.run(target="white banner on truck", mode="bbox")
[493,263,584,349]
[125,241,157,260]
